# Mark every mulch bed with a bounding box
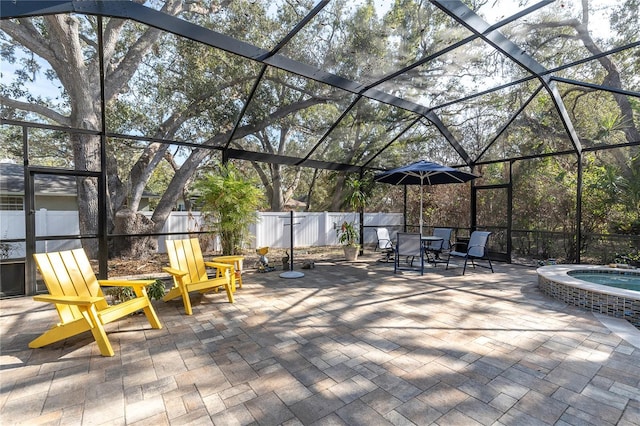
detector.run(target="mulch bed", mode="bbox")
[106,246,350,277]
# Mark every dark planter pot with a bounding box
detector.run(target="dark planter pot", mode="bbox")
[0,258,25,297]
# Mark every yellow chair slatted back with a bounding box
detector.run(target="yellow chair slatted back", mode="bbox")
[33,249,109,322]
[162,237,234,315]
[165,238,208,285]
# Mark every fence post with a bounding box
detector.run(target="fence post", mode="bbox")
[254,210,261,249]
[322,211,330,246]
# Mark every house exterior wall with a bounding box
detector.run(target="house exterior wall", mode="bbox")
[36,195,78,211]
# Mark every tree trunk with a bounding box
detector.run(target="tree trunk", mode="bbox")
[72,134,101,257]
[270,164,284,211]
[113,209,157,258]
[330,174,348,211]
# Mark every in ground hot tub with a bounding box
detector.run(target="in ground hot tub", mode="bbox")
[537,265,640,329]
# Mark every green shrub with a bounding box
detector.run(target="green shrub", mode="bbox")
[147,279,166,300]
[614,249,640,266]
[104,279,166,304]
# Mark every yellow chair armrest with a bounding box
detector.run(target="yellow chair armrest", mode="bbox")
[33,294,104,306]
[162,266,189,277]
[98,279,156,288]
[211,255,244,262]
[204,261,233,271]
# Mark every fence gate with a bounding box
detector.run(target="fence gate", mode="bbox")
[472,183,511,263]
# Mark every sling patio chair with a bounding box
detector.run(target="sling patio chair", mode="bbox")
[163,238,235,315]
[374,227,395,262]
[31,248,162,357]
[424,227,452,265]
[394,232,425,275]
[445,230,494,275]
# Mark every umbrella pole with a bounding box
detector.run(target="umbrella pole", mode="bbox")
[419,176,424,234]
[420,175,424,235]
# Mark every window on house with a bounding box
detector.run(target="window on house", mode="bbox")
[0,196,24,210]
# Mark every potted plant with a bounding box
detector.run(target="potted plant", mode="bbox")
[337,221,360,261]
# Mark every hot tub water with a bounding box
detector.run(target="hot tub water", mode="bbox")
[568,270,640,292]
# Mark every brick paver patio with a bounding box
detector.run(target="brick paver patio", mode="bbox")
[1,256,639,425]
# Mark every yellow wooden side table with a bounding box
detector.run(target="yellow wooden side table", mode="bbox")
[211,255,244,291]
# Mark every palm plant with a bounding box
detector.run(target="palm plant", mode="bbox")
[341,175,371,251]
[196,163,265,255]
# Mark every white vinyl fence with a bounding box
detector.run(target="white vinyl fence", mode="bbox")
[251,211,403,249]
[0,209,403,258]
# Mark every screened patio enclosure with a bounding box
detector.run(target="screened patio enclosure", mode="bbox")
[1,0,638,295]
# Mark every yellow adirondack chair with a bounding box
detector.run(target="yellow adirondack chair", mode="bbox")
[163,238,234,315]
[31,249,162,357]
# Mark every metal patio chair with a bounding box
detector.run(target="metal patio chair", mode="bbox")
[394,232,424,275]
[445,231,493,275]
[375,227,395,262]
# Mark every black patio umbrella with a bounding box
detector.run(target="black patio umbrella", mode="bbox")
[374,160,479,231]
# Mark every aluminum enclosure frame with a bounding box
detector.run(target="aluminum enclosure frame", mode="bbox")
[1,0,639,284]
